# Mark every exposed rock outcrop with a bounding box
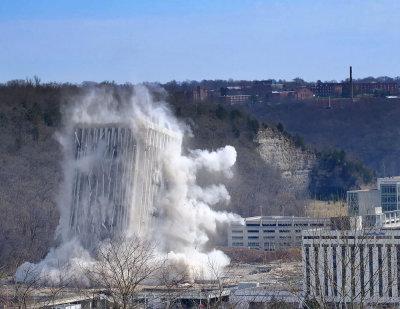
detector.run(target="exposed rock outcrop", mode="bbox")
[255,128,316,191]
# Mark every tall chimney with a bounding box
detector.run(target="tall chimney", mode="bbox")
[350,66,353,101]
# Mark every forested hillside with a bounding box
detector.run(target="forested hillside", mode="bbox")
[248,98,400,177]
[0,81,374,271]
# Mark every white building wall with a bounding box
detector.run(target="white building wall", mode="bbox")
[302,229,400,305]
[229,216,329,251]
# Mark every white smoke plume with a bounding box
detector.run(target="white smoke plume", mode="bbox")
[16,84,242,284]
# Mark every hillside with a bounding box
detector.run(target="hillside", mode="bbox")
[0,82,373,270]
[248,98,400,177]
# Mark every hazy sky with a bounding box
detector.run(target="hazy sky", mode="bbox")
[1,0,399,83]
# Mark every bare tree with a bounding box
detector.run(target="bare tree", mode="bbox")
[153,263,191,309]
[84,235,165,309]
[1,263,42,309]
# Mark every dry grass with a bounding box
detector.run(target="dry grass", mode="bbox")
[219,247,301,264]
[306,199,348,218]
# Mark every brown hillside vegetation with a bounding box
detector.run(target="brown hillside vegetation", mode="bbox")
[220,247,301,264]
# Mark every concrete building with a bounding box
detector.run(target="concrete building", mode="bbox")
[295,88,314,100]
[302,227,400,306]
[347,189,380,216]
[228,216,329,251]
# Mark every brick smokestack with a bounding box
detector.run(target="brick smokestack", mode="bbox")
[350,66,354,101]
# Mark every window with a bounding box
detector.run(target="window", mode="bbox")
[232,230,243,233]
[248,242,259,247]
[232,236,243,240]
[248,230,259,233]
[263,230,275,233]
[232,242,243,246]
[248,236,259,239]
[262,223,276,226]
[295,223,308,226]
[279,230,290,233]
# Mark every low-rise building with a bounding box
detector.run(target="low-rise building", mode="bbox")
[355,82,398,95]
[193,86,208,101]
[228,216,329,251]
[311,83,343,97]
[295,88,314,100]
[220,95,252,105]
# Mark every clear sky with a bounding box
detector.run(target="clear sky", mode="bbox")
[1,0,399,84]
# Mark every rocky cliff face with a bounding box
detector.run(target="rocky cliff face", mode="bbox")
[255,128,316,191]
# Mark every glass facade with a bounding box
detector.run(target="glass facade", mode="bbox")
[347,192,359,215]
[381,183,398,212]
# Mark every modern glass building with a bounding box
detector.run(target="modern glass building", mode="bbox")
[378,177,400,212]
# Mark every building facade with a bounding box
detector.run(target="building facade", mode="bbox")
[347,189,380,216]
[346,177,400,228]
[302,228,400,306]
[311,83,343,97]
[228,216,329,251]
[355,82,398,95]
[220,94,252,105]
[193,86,208,101]
[296,88,314,100]
[378,177,400,212]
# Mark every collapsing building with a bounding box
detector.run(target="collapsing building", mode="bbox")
[68,122,181,250]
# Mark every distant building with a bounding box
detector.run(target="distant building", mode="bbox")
[193,86,208,101]
[228,216,329,251]
[311,83,343,97]
[220,95,251,105]
[355,82,398,95]
[296,88,314,100]
[270,91,296,101]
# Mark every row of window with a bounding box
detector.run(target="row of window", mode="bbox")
[233,235,302,240]
[304,235,400,240]
[234,229,305,234]
[232,242,297,248]
[245,222,325,227]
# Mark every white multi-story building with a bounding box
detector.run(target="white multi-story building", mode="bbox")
[302,228,400,306]
[228,216,329,251]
